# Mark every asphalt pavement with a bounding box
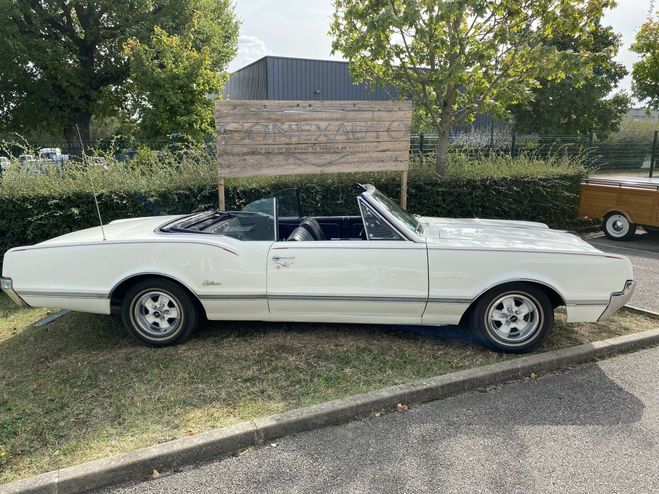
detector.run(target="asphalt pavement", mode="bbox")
[103,346,659,494]
[584,229,659,312]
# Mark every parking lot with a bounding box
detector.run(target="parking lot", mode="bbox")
[584,230,659,313]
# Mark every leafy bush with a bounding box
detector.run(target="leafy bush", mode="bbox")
[0,149,587,265]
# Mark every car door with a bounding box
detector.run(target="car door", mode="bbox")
[267,202,428,321]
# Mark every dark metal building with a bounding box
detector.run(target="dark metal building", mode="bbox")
[222,56,398,101]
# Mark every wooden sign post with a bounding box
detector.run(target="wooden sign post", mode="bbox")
[215,100,413,210]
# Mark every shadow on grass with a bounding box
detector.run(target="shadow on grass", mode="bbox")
[195,318,477,346]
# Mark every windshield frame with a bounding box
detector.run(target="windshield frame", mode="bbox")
[360,185,424,242]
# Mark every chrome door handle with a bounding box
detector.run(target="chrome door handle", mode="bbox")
[272,256,295,261]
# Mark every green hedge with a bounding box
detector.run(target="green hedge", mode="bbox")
[0,160,587,266]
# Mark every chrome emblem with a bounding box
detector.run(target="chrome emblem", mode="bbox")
[202,280,222,286]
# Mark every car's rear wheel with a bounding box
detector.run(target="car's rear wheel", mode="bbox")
[603,212,636,240]
[120,278,200,347]
[469,283,553,353]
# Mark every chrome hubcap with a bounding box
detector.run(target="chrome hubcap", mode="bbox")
[486,293,541,343]
[606,214,629,237]
[133,290,181,337]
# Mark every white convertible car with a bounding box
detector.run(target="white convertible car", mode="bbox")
[1,184,635,353]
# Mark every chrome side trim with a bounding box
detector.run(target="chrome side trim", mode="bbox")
[428,297,607,307]
[598,280,636,321]
[268,294,427,303]
[201,293,607,307]
[566,300,610,307]
[198,294,267,301]
[426,246,617,258]
[272,245,426,251]
[427,297,472,304]
[17,290,108,300]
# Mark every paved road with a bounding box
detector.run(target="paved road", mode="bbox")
[104,347,659,494]
[584,230,659,312]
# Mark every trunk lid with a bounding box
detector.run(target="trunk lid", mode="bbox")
[37,216,182,245]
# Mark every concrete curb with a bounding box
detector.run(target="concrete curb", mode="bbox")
[625,305,659,318]
[3,328,659,494]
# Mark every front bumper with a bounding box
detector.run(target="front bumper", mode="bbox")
[0,277,29,308]
[598,280,636,321]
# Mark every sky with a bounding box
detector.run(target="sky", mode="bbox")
[228,0,655,101]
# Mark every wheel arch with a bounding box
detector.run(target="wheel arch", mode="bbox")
[602,209,634,223]
[110,273,206,317]
[459,279,566,326]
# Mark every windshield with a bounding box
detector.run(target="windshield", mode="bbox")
[366,188,423,238]
[162,197,277,241]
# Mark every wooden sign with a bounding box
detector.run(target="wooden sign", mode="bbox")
[215,100,412,178]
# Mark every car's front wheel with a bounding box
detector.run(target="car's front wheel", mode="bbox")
[469,283,553,353]
[120,278,200,347]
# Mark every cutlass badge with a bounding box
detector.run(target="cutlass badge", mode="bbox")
[202,280,222,286]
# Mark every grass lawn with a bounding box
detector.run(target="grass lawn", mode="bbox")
[0,293,657,484]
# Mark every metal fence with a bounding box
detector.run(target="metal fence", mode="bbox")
[411,130,659,176]
[3,130,658,176]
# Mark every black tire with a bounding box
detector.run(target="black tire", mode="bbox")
[602,212,636,241]
[120,277,200,347]
[469,283,553,354]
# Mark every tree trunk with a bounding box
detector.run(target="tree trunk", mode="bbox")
[435,84,457,176]
[435,127,450,175]
[64,111,92,160]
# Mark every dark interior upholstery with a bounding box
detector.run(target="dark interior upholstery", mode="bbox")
[278,215,364,241]
[287,226,315,241]
[299,217,326,240]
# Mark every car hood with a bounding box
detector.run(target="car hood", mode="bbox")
[36,216,182,245]
[421,217,603,255]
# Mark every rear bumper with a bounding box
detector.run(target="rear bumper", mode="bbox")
[598,280,636,321]
[0,277,29,308]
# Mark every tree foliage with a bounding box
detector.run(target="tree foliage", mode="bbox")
[631,11,659,110]
[0,0,238,152]
[125,3,237,144]
[331,0,617,173]
[512,22,629,135]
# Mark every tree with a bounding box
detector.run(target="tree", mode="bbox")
[631,11,659,110]
[511,23,629,135]
[125,33,231,143]
[0,0,238,155]
[331,0,615,174]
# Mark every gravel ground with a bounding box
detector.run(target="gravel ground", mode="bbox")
[585,230,659,312]
[102,346,659,494]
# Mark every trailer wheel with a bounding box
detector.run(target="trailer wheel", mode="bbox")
[603,212,636,241]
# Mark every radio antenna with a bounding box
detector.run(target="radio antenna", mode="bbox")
[77,125,106,241]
